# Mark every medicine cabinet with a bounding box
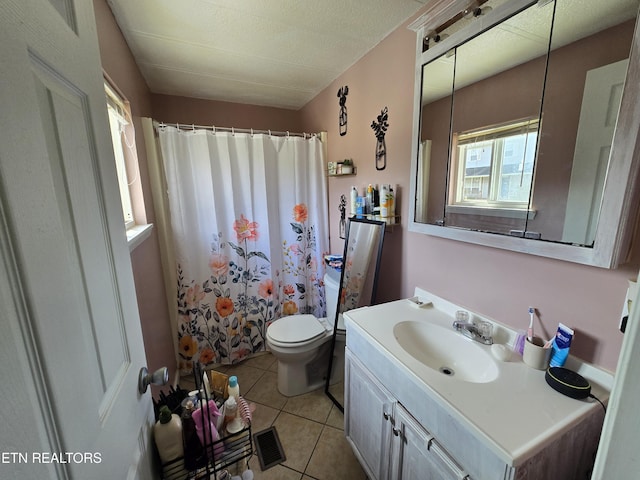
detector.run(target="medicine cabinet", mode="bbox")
[408,0,640,268]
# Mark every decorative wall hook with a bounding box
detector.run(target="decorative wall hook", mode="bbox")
[339,194,347,239]
[337,86,349,136]
[371,106,389,170]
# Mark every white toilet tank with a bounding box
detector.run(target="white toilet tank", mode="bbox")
[324,267,340,323]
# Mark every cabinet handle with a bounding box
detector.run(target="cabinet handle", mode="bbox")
[383,412,391,421]
[392,427,400,437]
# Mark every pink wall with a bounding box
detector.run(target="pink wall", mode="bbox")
[94,0,177,388]
[299,20,416,306]
[151,94,301,132]
[299,8,638,372]
[95,0,637,372]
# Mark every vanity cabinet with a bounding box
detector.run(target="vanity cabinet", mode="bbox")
[345,350,469,480]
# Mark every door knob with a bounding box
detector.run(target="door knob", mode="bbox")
[138,366,168,394]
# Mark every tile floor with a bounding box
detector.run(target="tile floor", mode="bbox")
[181,352,366,480]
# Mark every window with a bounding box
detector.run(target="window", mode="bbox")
[451,119,538,210]
[104,80,152,249]
[105,81,135,227]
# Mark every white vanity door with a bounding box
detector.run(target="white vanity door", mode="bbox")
[344,350,395,480]
[392,404,470,480]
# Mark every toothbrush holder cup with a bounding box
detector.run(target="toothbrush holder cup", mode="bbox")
[523,336,551,370]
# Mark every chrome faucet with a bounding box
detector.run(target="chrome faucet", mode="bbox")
[452,318,494,345]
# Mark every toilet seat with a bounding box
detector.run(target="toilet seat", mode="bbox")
[267,314,327,347]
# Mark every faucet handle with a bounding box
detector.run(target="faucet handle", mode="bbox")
[474,319,493,339]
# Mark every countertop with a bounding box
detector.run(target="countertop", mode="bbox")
[344,287,613,467]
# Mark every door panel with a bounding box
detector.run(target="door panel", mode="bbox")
[31,52,130,418]
[345,351,394,480]
[0,1,153,478]
[563,59,629,244]
[393,405,468,480]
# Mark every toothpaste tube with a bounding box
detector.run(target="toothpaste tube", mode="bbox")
[549,323,574,367]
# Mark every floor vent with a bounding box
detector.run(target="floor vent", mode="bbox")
[253,426,286,471]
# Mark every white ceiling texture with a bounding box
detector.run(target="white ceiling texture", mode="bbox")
[106,0,429,110]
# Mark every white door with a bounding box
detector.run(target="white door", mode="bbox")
[592,267,640,478]
[562,59,628,245]
[0,1,155,479]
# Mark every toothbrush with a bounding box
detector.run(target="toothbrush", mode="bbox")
[527,307,534,341]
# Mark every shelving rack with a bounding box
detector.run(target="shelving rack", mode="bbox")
[158,363,253,480]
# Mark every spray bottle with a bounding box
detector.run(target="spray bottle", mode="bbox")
[350,186,358,217]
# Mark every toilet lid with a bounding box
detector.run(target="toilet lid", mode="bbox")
[268,314,325,344]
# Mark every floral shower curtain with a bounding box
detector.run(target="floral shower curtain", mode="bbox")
[157,126,329,368]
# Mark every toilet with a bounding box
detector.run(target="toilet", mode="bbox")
[266,268,346,397]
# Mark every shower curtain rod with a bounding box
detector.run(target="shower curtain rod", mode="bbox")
[153,120,318,139]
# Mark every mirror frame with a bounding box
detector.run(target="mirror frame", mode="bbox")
[325,217,386,412]
[408,0,640,268]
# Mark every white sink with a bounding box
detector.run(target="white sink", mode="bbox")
[393,320,499,383]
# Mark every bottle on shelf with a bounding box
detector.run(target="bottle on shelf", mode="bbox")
[228,375,240,399]
[181,401,206,470]
[192,399,224,461]
[366,184,374,214]
[380,184,389,219]
[223,395,238,427]
[223,394,244,434]
[154,406,186,479]
[389,185,396,223]
[356,196,365,218]
[350,186,358,217]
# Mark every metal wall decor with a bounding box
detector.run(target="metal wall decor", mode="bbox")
[338,194,346,239]
[337,86,349,136]
[371,106,389,170]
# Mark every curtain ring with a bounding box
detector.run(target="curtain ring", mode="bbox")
[212,125,216,134]
[286,131,290,138]
[192,124,195,133]
[268,130,271,136]
[251,128,254,137]
[232,127,235,136]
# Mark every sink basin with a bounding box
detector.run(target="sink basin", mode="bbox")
[393,321,499,383]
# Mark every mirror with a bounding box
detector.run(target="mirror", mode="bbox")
[409,0,640,267]
[325,218,385,411]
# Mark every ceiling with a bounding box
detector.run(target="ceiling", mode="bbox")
[420,0,639,104]
[106,0,428,110]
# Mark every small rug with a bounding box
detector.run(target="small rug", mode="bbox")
[253,426,286,471]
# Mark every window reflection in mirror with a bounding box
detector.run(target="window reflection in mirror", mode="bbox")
[452,119,538,208]
[415,0,637,247]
